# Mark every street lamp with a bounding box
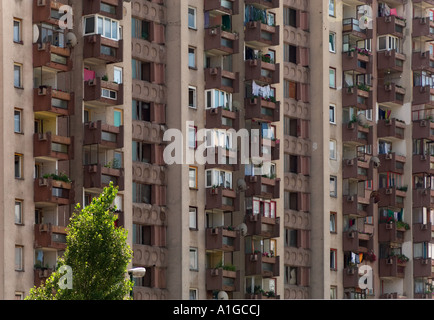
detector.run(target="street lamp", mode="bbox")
[128,267,146,298]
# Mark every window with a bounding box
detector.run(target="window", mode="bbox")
[114,109,123,127]
[15,246,23,271]
[15,292,24,300]
[114,67,123,84]
[205,169,233,189]
[15,200,23,225]
[330,286,337,299]
[283,7,297,27]
[15,153,23,179]
[14,64,22,88]
[285,266,298,285]
[329,105,336,124]
[330,176,337,197]
[329,67,336,88]
[13,19,22,43]
[285,229,298,248]
[329,0,335,16]
[378,35,400,53]
[189,289,198,300]
[188,7,197,29]
[14,109,22,133]
[189,247,198,270]
[284,43,297,63]
[189,166,198,189]
[83,15,120,41]
[330,212,337,233]
[330,249,337,270]
[188,47,196,68]
[188,125,197,149]
[189,207,198,230]
[132,100,151,122]
[132,182,151,204]
[189,86,197,109]
[205,89,232,110]
[329,32,336,52]
[329,140,336,160]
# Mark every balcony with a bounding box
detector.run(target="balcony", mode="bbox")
[83,164,125,191]
[245,254,280,277]
[84,77,124,106]
[204,0,239,15]
[413,119,434,140]
[34,268,54,288]
[377,83,405,107]
[245,59,280,85]
[412,154,434,175]
[343,231,372,253]
[245,214,280,238]
[376,16,406,38]
[245,176,280,199]
[205,107,239,130]
[245,0,279,9]
[342,158,371,181]
[33,43,72,72]
[342,86,372,110]
[414,258,434,278]
[377,50,405,73]
[244,21,280,47]
[412,51,434,73]
[343,267,360,288]
[34,87,74,116]
[244,97,280,123]
[204,26,239,56]
[342,18,370,40]
[377,187,406,209]
[377,153,406,174]
[204,147,239,172]
[84,121,124,149]
[342,195,373,218]
[205,67,239,93]
[34,132,73,161]
[379,256,406,278]
[34,224,67,250]
[83,34,123,65]
[342,50,371,74]
[34,178,74,206]
[206,268,241,292]
[82,0,123,20]
[205,187,239,212]
[378,222,407,244]
[412,17,434,41]
[342,123,371,146]
[245,292,280,300]
[250,136,280,161]
[377,119,405,140]
[205,227,241,252]
[413,85,434,107]
[413,222,433,243]
[33,0,69,25]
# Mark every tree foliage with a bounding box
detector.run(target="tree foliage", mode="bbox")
[26,183,133,300]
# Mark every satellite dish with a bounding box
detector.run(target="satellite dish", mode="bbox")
[237,223,248,236]
[371,156,380,168]
[218,291,229,300]
[33,24,40,43]
[237,178,247,192]
[357,113,367,126]
[66,32,78,47]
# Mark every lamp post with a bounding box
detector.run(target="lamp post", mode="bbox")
[128,267,146,299]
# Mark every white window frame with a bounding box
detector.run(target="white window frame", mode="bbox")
[15,246,23,271]
[188,7,197,29]
[330,176,337,197]
[83,15,121,41]
[328,0,335,16]
[329,104,336,124]
[329,32,336,53]
[205,169,233,189]
[378,35,400,52]
[329,140,337,160]
[189,207,198,230]
[114,66,123,84]
[14,63,22,88]
[189,247,198,270]
[189,166,198,189]
[13,19,22,43]
[14,109,22,133]
[189,288,198,300]
[101,88,117,100]
[15,200,23,225]
[189,86,197,109]
[205,89,233,110]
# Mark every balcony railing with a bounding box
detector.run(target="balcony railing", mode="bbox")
[206,107,239,130]
[83,34,123,65]
[377,118,405,140]
[33,87,74,116]
[245,254,280,277]
[244,97,280,123]
[379,256,406,278]
[377,153,406,174]
[245,214,280,238]
[83,121,124,149]
[245,175,280,199]
[83,164,125,191]
[206,268,241,292]
[204,0,239,15]
[34,132,73,161]
[34,178,74,205]
[205,187,239,212]
[245,59,280,85]
[204,26,239,56]
[84,77,124,106]
[34,223,67,250]
[205,67,239,93]
[206,227,241,252]
[244,21,280,47]
[33,43,72,72]
[377,15,406,38]
[82,0,123,20]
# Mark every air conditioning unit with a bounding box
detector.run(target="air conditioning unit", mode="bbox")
[421,17,427,24]
[211,108,219,114]
[348,231,355,239]
[385,50,392,57]
[88,79,96,86]
[421,51,427,57]
[347,196,355,202]
[387,258,394,265]
[347,268,355,275]
[89,122,98,129]
[88,165,98,173]
[386,223,393,230]
[210,68,218,75]
[210,28,217,35]
[346,159,354,166]
[420,120,427,127]
[211,269,219,276]
[386,188,393,194]
[212,228,219,235]
[421,155,428,161]
[385,16,392,23]
[421,224,428,230]
[249,59,258,66]
[250,254,258,262]
[422,259,429,265]
[386,153,393,160]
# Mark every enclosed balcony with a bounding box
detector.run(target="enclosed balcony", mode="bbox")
[377,187,406,209]
[206,227,241,252]
[83,164,125,191]
[33,87,74,116]
[33,43,72,72]
[413,85,434,106]
[34,132,73,161]
[377,50,405,73]
[377,83,405,107]
[205,187,239,212]
[412,51,434,73]
[84,121,124,149]
[84,77,124,106]
[377,153,405,174]
[205,107,239,130]
[244,97,280,123]
[342,85,372,110]
[413,119,434,140]
[34,178,74,206]
[245,0,279,9]
[342,195,373,218]
[204,0,239,15]
[412,154,434,175]
[245,59,280,85]
[376,16,406,38]
[378,222,406,243]
[206,268,241,292]
[379,256,406,279]
[83,34,123,65]
[342,158,371,181]
[377,118,405,140]
[204,26,239,56]
[34,224,67,250]
[244,21,280,48]
[82,0,123,20]
[414,258,434,278]
[342,123,371,146]
[245,214,280,238]
[245,253,280,278]
[244,176,280,199]
[205,67,239,93]
[412,17,434,41]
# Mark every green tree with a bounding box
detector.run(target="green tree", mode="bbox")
[26,182,133,300]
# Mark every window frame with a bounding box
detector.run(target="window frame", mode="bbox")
[189,207,198,230]
[188,6,197,30]
[329,140,337,160]
[328,0,336,17]
[330,176,337,197]
[14,63,23,89]
[329,104,336,124]
[14,153,23,179]
[189,166,198,189]
[83,14,121,41]
[188,86,197,109]
[329,32,336,53]
[330,212,337,233]
[188,46,196,69]
[14,108,23,134]
[329,67,336,89]
[15,199,23,225]
[189,247,198,271]
[15,245,24,271]
[330,248,337,270]
[13,18,22,44]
